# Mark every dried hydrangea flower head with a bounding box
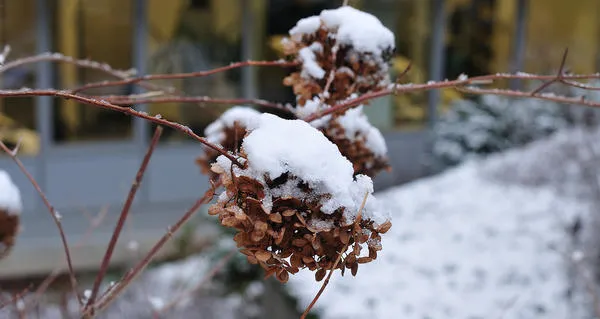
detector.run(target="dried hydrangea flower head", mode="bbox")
[282,6,395,106]
[196,106,261,179]
[208,113,391,283]
[0,170,22,260]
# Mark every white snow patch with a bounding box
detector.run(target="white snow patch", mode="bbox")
[0,170,22,215]
[298,47,326,79]
[289,146,587,319]
[290,7,395,55]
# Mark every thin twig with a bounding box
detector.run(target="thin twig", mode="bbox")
[0,89,242,166]
[457,86,600,108]
[72,60,299,94]
[0,52,168,93]
[0,141,81,304]
[32,206,109,303]
[88,182,220,315]
[84,127,163,315]
[155,248,237,316]
[300,192,368,319]
[102,95,295,117]
[530,48,569,95]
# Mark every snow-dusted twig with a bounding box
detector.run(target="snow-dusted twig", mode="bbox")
[87,181,220,315]
[0,89,242,166]
[300,192,368,319]
[0,141,81,304]
[84,127,163,315]
[72,60,299,94]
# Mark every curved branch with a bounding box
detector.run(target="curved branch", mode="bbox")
[72,60,299,94]
[0,89,242,166]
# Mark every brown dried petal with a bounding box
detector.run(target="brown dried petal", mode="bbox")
[255,250,272,263]
[291,253,303,268]
[264,267,277,279]
[351,263,359,276]
[339,230,350,245]
[237,176,265,199]
[269,213,282,223]
[276,269,289,283]
[282,209,296,217]
[208,205,222,216]
[292,238,308,247]
[247,254,258,264]
[377,220,392,234]
[315,268,327,282]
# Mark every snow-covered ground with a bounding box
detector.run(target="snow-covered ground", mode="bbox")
[289,128,597,319]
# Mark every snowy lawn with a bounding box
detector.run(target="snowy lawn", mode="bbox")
[289,136,591,319]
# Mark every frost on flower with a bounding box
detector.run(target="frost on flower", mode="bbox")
[0,170,22,260]
[208,113,391,283]
[282,6,395,106]
[196,106,262,178]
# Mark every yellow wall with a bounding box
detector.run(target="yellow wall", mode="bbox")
[492,0,600,74]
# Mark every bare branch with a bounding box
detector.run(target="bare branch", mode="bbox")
[530,48,569,95]
[102,95,295,117]
[84,127,163,315]
[72,60,299,94]
[0,141,80,304]
[300,192,368,319]
[89,181,220,315]
[0,89,243,166]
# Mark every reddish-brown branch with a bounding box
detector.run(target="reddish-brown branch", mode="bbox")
[457,86,600,108]
[89,181,220,315]
[530,48,569,95]
[0,141,81,304]
[0,89,242,166]
[32,207,109,305]
[84,127,163,315]
[0,52,171,93]
[304,70,600,122]
[300,192,368,319]
[103,95,295,117]
[72,60,299,94]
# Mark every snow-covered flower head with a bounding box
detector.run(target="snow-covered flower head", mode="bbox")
[208,113,391,282]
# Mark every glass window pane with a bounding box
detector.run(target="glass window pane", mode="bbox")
[145,0,244,142]
[0,0,40,156]
[53,0,133,143]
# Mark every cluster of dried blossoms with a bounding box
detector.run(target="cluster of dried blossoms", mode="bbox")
[206,113,391,283]
[0,171,22,260]
[0,210,19,259]
[281,6,395,178]
[198,7,394,284]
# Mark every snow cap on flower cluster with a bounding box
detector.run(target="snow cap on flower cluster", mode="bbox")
[0,170,22,215]
[204,106,261,144]
[289,6,395,55]
[215,113,389,225]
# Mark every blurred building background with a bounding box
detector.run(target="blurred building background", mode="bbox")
[0,0,599,277]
